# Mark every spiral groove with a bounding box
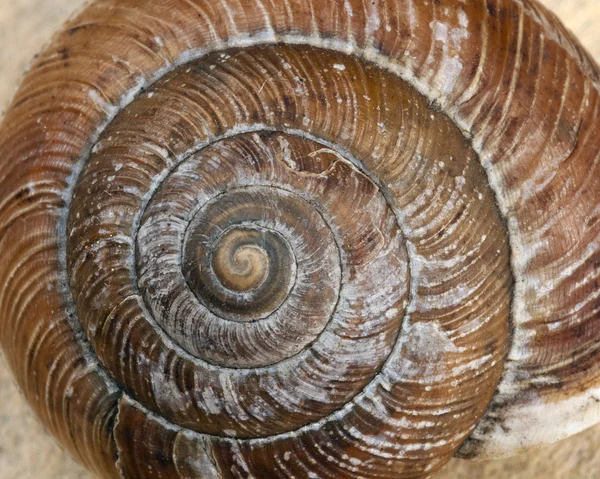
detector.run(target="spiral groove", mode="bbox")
[57,43,510,476]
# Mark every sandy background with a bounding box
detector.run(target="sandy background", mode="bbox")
[1,1,600,478]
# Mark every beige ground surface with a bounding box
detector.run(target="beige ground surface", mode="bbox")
[1,1,600,478]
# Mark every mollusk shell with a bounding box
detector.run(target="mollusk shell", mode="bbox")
[0,0,598,478]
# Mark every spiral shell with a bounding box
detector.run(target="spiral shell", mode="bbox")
[0,1,599,478]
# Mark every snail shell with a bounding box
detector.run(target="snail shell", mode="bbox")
[0,0,599,478]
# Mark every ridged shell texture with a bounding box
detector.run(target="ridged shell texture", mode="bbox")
[0,0,599,478]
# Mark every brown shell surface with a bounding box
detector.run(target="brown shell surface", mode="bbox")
[0,0,598,478]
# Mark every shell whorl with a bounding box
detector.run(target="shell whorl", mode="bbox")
[0,1,599,478]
